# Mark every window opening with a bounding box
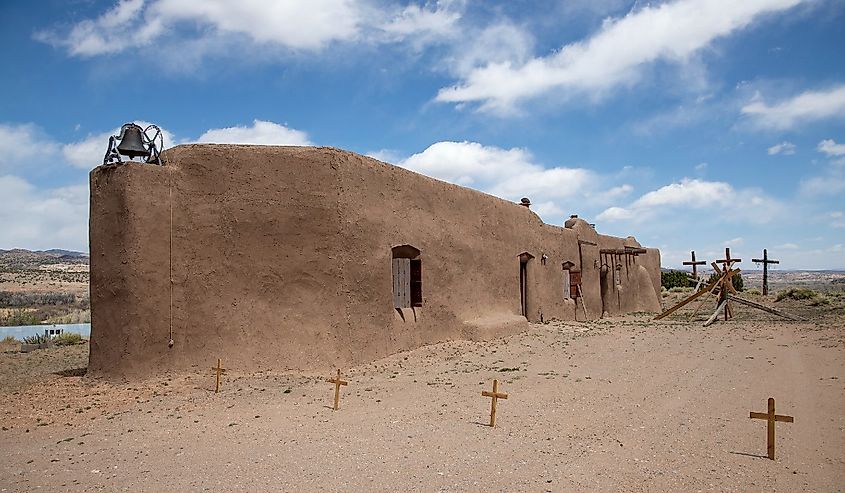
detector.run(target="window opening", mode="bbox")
[392,245,422,308]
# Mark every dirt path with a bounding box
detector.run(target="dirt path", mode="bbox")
[1,316,843,491]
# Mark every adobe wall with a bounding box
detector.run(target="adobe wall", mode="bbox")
[89,145,660,377]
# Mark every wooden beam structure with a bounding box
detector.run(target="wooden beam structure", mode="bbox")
[751,249,780,295]
[749,397,794,460]
[327,368,348,411]
[653,276,721,320]
[481,379,509,427]
[655,245,800,325]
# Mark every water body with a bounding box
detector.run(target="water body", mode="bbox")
[0,323,90,340]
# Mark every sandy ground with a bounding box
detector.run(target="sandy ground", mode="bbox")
[1,303,843,492]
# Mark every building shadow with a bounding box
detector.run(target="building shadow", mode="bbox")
[54,367,87,377]
[729,450,769,459]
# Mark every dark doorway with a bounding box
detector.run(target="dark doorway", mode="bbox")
[518,253,534,318]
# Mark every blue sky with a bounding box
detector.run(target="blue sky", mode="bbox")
[1,0,844,269]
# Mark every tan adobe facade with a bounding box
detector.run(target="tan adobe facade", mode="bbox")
[88,145,661,377]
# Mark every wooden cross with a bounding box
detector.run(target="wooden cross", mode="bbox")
[481,379,508,427]
[749,397,794,460]
[751,249,779,295]
[327,368,348,411]
[211,358,226,394]
[683,250,707,279]
[715,247,741,268]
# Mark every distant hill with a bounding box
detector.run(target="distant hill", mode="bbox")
[40,249,88,258]
[0,248,89,270]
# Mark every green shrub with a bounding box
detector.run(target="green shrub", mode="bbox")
[53,332,82,346]
[745,288,761,295]
[23,333,48,344]
[775,288,819,301]
[661,270,691,289]
[707,271,744,292]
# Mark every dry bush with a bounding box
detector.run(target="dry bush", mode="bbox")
[668,286,693,293]
[52,332,83,346]
[775,288,819,301]
[0,309,39,326]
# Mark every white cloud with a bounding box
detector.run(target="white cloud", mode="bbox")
[767,141,795,155]
[799,171,845,197]
[391,141,633,224]
[776,242,799,249]
[196,120,312,146]
[723,237,744,247]
[633,178,733,209]
[532,201,566,218]
[597,178,784,224]
[817,139,845,157]
[366,149,404,164]
[397,141,593,198]
[445,22,535,77]
[37,0,464,60]
[741,84,845,129]
[34,0,164,57]
[436,0,804,112]
[154,0,361,50]
[0,175,88,252]
[596,206,634,222]
[596,184,634,202]
[0,123,59,172]
[379,1,462,45]
[830,211,845,229]
[398,141,541,186]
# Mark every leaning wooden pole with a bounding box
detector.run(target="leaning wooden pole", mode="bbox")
[654,277,721,320]
[725,295,803,321]
[704,299,728,326]
[688,281,721,321]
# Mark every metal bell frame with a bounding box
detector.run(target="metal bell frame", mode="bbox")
[103,123,165,166]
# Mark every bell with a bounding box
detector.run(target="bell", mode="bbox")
[116,124,150,159]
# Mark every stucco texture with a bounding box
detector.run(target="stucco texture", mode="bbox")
[89,145,661,377]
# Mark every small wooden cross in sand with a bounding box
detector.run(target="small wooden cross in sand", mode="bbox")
[481,379,508,427]
[749,397,794,460]
[211,358,226,394]
[327,369,348,411]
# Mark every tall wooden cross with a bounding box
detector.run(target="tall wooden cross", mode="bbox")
[751,249,779,295]
[481,379,508,427]
[211,358,226,394]
[327,368,348,411]
[683,250,707,279]
[715,247,741,268]
[749,397,794,460]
